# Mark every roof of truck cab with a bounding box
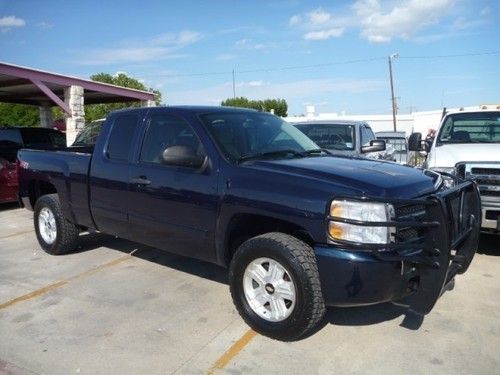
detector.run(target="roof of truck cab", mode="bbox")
[109,105,261,116]
[293,120,367,126]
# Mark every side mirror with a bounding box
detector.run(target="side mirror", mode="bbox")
[161,145,205,168]
[408,133,423,151]
[361,140,386,153]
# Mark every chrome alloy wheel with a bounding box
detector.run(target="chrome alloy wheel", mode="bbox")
[38,207,57,245]
[243,257,296,322]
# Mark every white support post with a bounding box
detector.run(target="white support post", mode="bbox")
[64,85,85,146]
[39,105,53,128]
[142,99,156,107]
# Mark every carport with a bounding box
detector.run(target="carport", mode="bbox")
[0,61,156,144]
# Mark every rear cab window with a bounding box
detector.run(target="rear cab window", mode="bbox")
[106,114,139,161]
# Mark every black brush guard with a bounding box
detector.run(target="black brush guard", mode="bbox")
[327,179,481,315]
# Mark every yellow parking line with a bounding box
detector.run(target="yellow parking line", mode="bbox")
[0,252,136,310]
[207,329,257,374]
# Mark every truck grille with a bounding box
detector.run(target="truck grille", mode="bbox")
[456,162,500,196]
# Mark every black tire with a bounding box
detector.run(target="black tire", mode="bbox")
[229,232,326,341]
[34,194,79,255]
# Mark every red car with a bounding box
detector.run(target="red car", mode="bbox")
[0,127,66,204]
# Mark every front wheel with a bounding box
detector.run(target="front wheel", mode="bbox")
[229,232,326,341]
[34,194,79,255]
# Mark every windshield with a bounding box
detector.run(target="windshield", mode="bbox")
[295,124,355,150]
[438,112,500,144]
[199,112,318,161]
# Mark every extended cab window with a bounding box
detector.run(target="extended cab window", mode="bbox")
[140,114,205,164]
[107,114,138,161]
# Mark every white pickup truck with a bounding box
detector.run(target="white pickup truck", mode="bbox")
[409,108,500,232]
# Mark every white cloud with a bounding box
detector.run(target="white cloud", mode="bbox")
[289,7,345,40]
[289,15,301,26]
[307,8,332,26]
[304,28,344,40]
[480,6,491,16]
[216,53,237,61]
[247,80,267,87]
[75,30,202,65]
[37,21,53,29]
[235,38,268,50]
[353,0,454,43]
[0,15,26,33]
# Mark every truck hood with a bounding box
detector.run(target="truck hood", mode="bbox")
[430,143,500,167]
[246,156,437,198]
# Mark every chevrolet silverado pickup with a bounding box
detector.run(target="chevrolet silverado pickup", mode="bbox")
[409,108,499,232]
[18,106,481,341]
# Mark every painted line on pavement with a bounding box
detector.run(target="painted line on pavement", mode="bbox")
[0,250,137,310]
[207,329,257,374]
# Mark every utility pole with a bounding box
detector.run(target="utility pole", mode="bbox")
[232,69,236,98]
[388,53,398,132]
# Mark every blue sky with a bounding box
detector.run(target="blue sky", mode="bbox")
[0,0,498,115]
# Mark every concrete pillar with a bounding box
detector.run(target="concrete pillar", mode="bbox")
[142,99,156,107]
[39,105,53,128]
[64,85,85,146]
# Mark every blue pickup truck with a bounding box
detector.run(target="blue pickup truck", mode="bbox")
[17,106,481,341]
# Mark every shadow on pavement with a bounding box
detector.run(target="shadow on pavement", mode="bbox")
[74,232,229,285]
[478,233,498,256]
[0,202,20,212]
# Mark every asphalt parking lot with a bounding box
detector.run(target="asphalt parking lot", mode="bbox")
[0,203,499,375]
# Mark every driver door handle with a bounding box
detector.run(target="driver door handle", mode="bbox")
[130,176,151,185]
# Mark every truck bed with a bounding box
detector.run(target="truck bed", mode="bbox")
[17,148,95,229]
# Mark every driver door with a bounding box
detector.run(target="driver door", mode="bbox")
[127,112,218,262]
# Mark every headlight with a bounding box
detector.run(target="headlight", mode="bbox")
[430,167,455,188]
[328,199,395,244]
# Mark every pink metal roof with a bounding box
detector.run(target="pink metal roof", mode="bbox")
[0,61,155,114]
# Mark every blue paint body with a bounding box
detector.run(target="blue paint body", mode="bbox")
[17,106,464,308]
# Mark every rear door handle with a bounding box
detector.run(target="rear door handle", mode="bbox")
[130,176,151,185]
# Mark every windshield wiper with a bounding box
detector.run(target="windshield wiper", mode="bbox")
[238,149,305,163]
[237,148,332,163]
[302,148,333,155]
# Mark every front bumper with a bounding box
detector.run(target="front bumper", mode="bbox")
[480,196,500,231]
[315,180,481,314]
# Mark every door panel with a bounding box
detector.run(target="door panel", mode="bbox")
[90,114,140,238]
[127,113,218,262]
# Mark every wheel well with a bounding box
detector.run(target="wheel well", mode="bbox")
[224,214,314,265]
[29,180,57,208]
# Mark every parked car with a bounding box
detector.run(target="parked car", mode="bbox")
[376,131,408,164]
[409,108,500,233]
[0,127,66,204]
[18,106,480,341]
[293,120,394,161]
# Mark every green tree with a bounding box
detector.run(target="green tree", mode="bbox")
[0,103,40,127]
[84,73,162,122]
[221,97,288,117]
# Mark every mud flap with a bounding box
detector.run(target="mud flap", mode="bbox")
[395,183,481,315]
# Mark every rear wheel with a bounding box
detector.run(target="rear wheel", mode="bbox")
[34,194,79,255]
[229,232,325,341]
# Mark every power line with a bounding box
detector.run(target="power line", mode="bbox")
[399,50,500,60]
[153,50,500,78]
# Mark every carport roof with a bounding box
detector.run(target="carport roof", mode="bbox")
[0,61,155,114]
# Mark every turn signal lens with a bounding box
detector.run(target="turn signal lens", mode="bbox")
[328,222,343,239]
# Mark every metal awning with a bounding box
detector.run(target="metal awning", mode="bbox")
[0,61,155,114]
